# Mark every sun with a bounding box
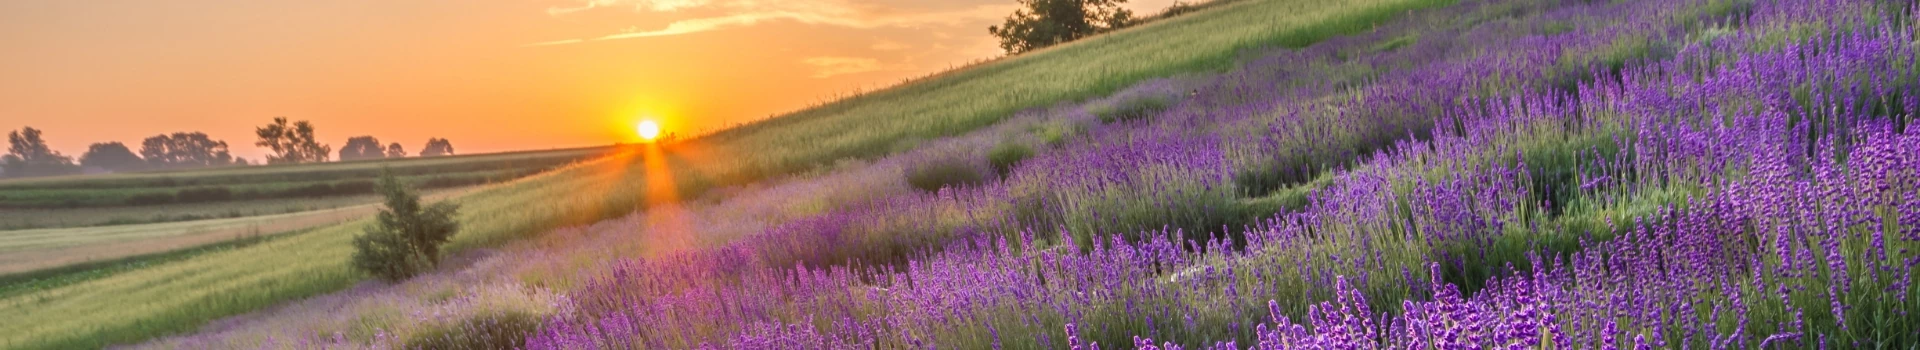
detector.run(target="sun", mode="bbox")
[636,120,662,141]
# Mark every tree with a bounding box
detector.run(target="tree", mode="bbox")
[340,136,386,161]
[255,117,331,164]
[385,142,406,158]
[140,132,233,169]
[4,127,81,178]
[80,142,144,172]
[420,138,455,157]
[351,169,461,282]
[988,0,1134,54]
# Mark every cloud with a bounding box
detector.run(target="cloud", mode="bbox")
[803,56,888,78]
[547,0,710,16]
[870,40,909,51]
[529,0,1014,46]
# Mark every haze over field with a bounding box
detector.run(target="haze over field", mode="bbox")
[0,0,1184,159]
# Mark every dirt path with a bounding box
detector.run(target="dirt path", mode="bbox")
[0,190,471,275]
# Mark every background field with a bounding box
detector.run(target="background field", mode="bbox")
[0,145,618,209]
[0,188,467,274]
[0,194,383,230]
[0,0,1454,348]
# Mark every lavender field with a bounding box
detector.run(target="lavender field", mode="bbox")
[143,0,1918,348]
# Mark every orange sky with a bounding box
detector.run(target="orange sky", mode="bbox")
[1,0,1179,160]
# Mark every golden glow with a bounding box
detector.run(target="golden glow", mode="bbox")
[2,1,1183,157]
[637,120,662,141]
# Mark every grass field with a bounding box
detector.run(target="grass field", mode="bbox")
[1,194,385,230]
[0,0,1453,348]
[0,189,468,274]
[0,146,617,208]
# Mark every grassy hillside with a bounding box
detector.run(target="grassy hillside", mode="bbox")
[105,0,1920,347]
[0,0,1452,348]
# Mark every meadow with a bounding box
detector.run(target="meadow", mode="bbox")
[0,0,1456,348]
[0,193,391,230]
[0,188,468,274]
[0,145,616,210]
[127,0,1920,348]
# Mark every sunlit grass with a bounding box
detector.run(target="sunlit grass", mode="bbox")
[0,0,1458,348]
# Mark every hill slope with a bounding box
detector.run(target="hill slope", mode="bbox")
[0,0,1453,348]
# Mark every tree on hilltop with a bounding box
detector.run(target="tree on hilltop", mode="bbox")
[988,0,1135,54]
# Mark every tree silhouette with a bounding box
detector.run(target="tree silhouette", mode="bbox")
[340,136,387,161]
[139,132,233,169]
[988,0,1134,54]
[385,142,406,158]
[81,142,144,172]
[420,138,455,157]
[255,117,331,164]
[4,127,81,178]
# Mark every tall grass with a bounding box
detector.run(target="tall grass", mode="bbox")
[0,0,1455,348]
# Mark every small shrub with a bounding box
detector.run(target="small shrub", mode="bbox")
[1090,95,1172,124]
[403,310,542,350]
[903,158,987,193]
[351,169,461,282]
[987,142,1035,177]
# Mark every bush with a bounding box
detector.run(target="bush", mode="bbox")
[403,310,542,350]
[904,157,988,193]
[987,142,1035,177]
[351,169,461,282]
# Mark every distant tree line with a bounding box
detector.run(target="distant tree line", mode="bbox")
[3,118,455,178]
[338,136,443,161]
[3,127,80,177]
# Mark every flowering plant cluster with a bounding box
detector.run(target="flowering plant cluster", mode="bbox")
[145,0,1920,348]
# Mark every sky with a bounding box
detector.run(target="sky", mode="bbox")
[1,0,1181,160]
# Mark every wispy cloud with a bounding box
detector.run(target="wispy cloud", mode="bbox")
[870,40,910,51]
[529,0,1013,46]
[547,0,711,16]
[803,56,905,78]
